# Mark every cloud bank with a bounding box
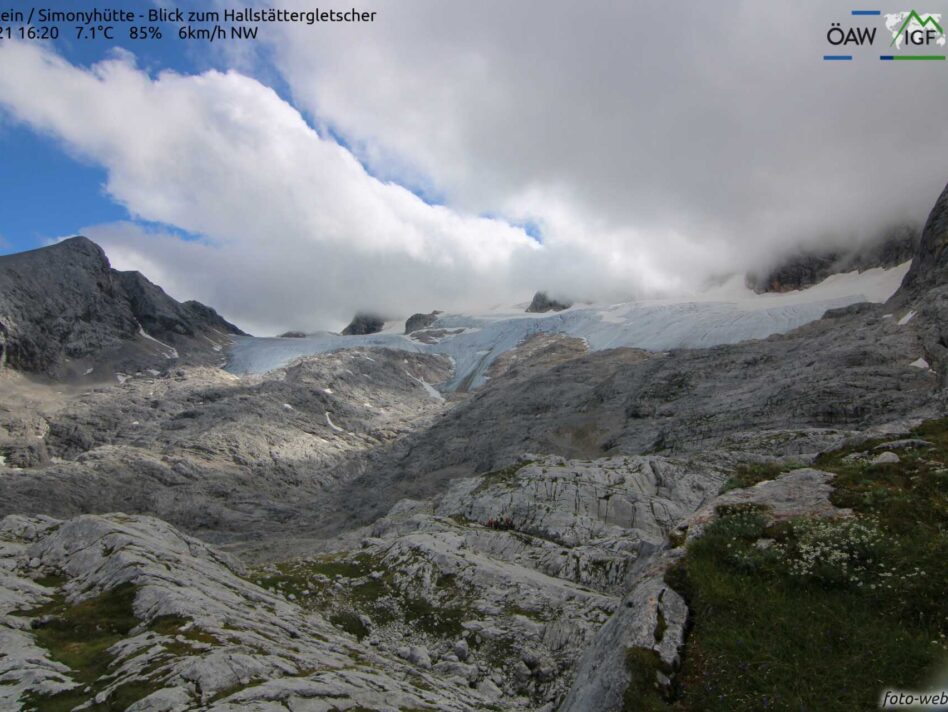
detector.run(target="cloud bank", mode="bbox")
[0,1,946,334]
[272,1,947,257]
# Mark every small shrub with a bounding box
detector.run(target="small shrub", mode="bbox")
[329,610,369,640]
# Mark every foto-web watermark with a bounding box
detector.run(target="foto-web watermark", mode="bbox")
[880,689,948,708]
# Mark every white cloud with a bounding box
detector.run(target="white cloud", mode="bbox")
[1,0,946,334]
[0,42,563,333]
[269,0,947,274]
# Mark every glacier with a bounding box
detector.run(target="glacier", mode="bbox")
[226,263,910,391]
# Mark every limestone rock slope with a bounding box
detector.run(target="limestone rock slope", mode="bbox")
[301,454,725,708]
[0,452,722,711]
[0,513,493,711]
[317,295,937,536]
[0,349,452,544]
[0,237,243,379]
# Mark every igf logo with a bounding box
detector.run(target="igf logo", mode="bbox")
[886,10,945,47]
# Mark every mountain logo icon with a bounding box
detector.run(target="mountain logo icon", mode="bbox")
[888,10,945,46]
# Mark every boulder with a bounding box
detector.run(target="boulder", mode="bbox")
[871,451,900,465]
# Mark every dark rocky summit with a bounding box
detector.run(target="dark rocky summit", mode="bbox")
[900,182,948,296]
[0,236,243,378]
[342,312,385,335]
[747,224,920,293]
[278,330,307,338]
[890,181,948,383]
[404,310,441,334]
[526,291,572,313]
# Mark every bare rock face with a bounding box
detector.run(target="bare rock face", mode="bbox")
[891,181,948,383]
[114,270,239,341]
[900,181,948,295]
[526,291,572,313]
[342,312,385,335]
[0,349,453,543]
[260,453,725,708]
[747,223,920,294]
[0,237,243,379]
[405,311,442,334]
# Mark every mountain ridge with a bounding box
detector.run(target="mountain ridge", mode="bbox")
[0,236,244,379]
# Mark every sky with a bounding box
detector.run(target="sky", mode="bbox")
[0,1,946,334]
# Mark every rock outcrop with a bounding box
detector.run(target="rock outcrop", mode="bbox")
[283,454,726,707]
[890,181,948,385]
[562,468,850,712]
[747,223,919,293]
[0,236,243,379]
[405,311,442,334]
[278,330,307,338]
[342,312,385,335]
[899,181,948,296]
[526,291,572,313]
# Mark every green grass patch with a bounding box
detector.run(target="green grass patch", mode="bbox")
[474,459,536,492]
[651,418,948,710]
[329,610,369,640]
[149,615,219,646]
[33,573,68,589]
[21,583,158,711]
[402,596,466,638]
[250,552,474,642]
[20,583,220,711]
[622,647,673,712]
[504,603,548,622]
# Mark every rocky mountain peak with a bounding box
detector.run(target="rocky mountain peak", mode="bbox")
[746,223,920,294]
[342,312,385,335]
[0,236,243,378]
[405,311,442,334]
[526,291,572,313]
[899,180,948,296]
[49,234,111,262]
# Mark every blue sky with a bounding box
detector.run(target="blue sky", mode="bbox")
[0,1,194,253]
[0,2,529,256]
